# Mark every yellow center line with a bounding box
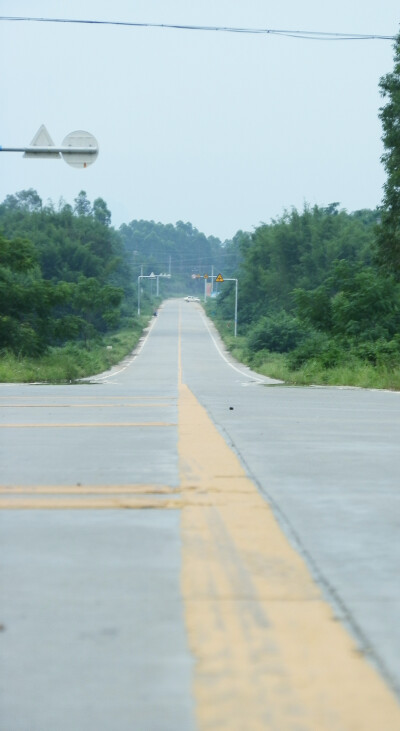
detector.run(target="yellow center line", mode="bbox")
[2,306,400,725]
[0,496,181,510]
[0,422,177,428]
[0,484,181,509]
[0,395,177,399]
[177,308,400,729]
[0,484,178,494]
[0,403,175,408]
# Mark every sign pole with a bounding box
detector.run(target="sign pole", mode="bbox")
[0,125,98,168]
[210,274,238,337]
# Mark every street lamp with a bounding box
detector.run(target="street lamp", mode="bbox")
[137,273,155,316]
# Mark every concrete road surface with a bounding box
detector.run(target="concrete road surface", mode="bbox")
[1,298,400,730]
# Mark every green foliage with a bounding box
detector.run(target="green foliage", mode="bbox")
[0,326,146,383]
[232,204,375,326]
[0,233,54,355]
[209,201,400,384]
[247,312,309,353]
[376,33,400,275]
[288,333,346,370]
[294,261,400,342]
[0,191,129,357]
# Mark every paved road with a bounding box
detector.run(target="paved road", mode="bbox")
[1,298,400,730]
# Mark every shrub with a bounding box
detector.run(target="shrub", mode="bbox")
[289,332,346,369]
[247,311,309,353]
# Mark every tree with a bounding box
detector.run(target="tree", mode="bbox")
[73,190,91,217]
[376,32,400,275]
[93,197,111,226]
[0,193,132,352]
[0,234,54,355]
[3,189,42,212]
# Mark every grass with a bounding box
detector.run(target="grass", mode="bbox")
[210,318,400,391]
[0,317,151,383]
[5,309,400,390]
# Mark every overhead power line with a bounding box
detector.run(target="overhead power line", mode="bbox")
[0,16,396,41]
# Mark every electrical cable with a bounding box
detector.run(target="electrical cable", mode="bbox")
[0,16,396,41]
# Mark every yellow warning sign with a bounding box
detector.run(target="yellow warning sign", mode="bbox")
[204,274,209,279]
[216,273,224,282]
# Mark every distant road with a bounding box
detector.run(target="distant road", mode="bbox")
[1,298,400,730]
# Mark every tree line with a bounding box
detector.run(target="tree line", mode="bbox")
[211,203,400,369]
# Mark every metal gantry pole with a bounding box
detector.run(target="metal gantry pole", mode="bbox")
[137,275,142,316]
[207,275,238,337]
[234,278,238,337]
[137,274,155,315]
[137,273,170,315]
[224,278,238,337]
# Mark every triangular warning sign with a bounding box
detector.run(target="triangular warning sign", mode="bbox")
[216,273,224,282]
[24,124,60,159]
[30,124,55,147]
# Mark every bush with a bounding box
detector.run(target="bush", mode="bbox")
[351,336,400,366]
[289,332,346,369]
[247,311,309,353]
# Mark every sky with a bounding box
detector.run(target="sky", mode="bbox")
[0,1,399,241]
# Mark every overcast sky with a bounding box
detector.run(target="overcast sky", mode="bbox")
[1,1,399,241]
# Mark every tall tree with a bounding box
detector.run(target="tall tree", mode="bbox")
[93,197,111,226]
[376,32,400,275]
[73,190,91,217]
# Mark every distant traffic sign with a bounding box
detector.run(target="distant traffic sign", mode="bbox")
[216,273,224,282]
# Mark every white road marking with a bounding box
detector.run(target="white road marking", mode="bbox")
[199,311,280,385]
[89,316,159,382]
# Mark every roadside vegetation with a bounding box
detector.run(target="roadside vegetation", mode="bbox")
[207,33,400,390]
[0,191,162,382]
[206,202,400,391]
[1,33,399,387]
[0,324,150,384]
